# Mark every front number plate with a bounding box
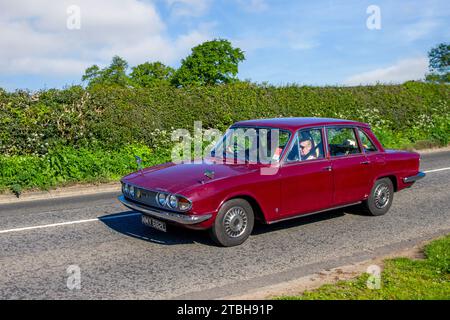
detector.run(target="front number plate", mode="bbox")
[142,215,167,232]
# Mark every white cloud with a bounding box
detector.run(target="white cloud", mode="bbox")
[166,0,211,17]
[98,30,211,65]
[237,0,268,13]
[401,20,439,43]
[396,6,443,43]
[0,0,212,76]
[284,31,319,51]
[232,36,275,53]
[289,40,318,51]
[4,57,94,75]
[344,57,428,85]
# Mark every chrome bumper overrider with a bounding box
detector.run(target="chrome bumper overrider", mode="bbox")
[403,171,426,183]
[118,195,211,225]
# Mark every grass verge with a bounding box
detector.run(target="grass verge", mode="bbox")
[276,234,450,300]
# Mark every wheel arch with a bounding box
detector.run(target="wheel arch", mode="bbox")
[374,174,398,192]
[221,193,267,224]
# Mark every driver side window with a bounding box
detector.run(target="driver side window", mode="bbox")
[286,129,324,162]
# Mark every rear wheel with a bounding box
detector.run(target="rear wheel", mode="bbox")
[209,199,254,247]
[363,178,394,216]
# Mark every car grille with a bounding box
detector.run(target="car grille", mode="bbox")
[126,187,158,208]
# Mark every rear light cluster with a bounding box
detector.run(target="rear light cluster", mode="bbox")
[122,182,192,212]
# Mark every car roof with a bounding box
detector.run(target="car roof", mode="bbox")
[232,117,370,131]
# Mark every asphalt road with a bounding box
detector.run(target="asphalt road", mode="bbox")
[0,151,449,299]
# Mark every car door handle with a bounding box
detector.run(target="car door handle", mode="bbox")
[323,166,332,171]
[360,161,370,165]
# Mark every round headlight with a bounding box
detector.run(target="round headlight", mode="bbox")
[168,195,178,209]
[124,183,129,195]
[157,193,167,206]
[129,185,135,197]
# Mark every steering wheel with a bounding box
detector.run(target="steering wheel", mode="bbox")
[225,140,247,158]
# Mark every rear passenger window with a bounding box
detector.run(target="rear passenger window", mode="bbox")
[327,127,361,156]
[358,129,378,153]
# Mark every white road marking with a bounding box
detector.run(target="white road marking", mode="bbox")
[0,212,140,235]
[1,166,449,235]
[423,167,450,173]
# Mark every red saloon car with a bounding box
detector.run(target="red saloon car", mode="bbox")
[119,118,425,246]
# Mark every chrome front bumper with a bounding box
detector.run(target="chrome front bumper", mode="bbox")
[118,195,212,225]
[403,171,426,183]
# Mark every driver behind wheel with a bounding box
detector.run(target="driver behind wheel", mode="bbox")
[299,137,317,160]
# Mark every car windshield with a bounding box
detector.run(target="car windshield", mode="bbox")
[210,126,291,164]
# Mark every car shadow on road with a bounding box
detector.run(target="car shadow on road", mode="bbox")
[253,204,369,235]
[252,207,352,235]
[99,205,366,246]
[98,211,214,246]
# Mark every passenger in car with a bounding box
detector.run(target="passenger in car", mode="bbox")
[342,139,358,155]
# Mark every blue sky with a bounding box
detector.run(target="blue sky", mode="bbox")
[0,0,449,91]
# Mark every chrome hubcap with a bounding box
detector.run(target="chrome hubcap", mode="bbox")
[223,206,248,238]
[374,184,390,209]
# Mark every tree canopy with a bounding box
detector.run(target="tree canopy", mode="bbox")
[81,39,245,87]
[426,43,450,83]
[82,56,129,87]
[171,39,245,87]
[130,62,175,87]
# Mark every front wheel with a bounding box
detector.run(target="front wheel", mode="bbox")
[209,199,254,247]
[363,178,394,216]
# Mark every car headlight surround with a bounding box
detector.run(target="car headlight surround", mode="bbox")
[168,195,178,209]
[155,192,192,211]
[157,192,167,206]
[129,185,135,197]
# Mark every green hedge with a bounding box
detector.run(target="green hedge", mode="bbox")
[0,81,449,192]
[0,144,169,194]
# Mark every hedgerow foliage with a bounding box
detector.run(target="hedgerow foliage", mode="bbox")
[0,81,449,192]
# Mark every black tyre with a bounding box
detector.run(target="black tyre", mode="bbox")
[209,198,254,247]
[363,178,394,216]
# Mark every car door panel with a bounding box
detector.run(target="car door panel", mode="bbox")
[326,126,371,205]
[330,155,371,205]
[279,127,333,217]
[280,159,333,217]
